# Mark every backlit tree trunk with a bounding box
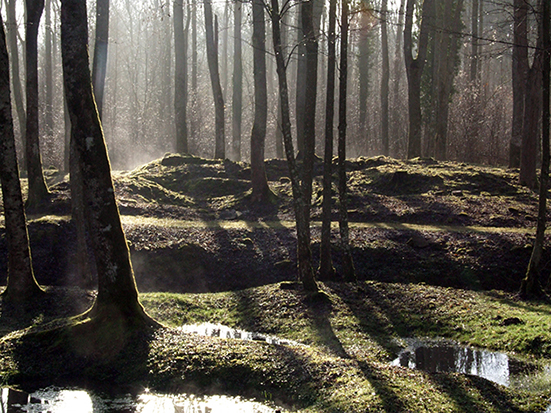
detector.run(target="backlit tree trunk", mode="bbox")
[204,0,225,159]
[380,0,389,156]
[0,12,43,302]
[61,0,154,324]
[520,0,549,299]
[232,1,242,161]
[174,0,188,153]
[92,0,109,119]
[404,0,432,159]
[338,0,355,282]
[25,0,50,208]
[270,0,317,292]
[251,0,270,203]
[319,0,337,281]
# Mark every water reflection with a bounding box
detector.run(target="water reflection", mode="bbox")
[392,338,530,387]
[1,388,284,412]
[180,323,302,347]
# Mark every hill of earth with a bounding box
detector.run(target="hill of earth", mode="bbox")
[0,154,550,412]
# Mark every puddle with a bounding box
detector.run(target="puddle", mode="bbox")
[1,387,285,412]
[180,323,303,347]
[392,338,547,388]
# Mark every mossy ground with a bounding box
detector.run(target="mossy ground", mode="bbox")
[1,154,551,411]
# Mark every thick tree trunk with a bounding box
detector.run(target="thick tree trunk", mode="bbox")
[6,0,26,159]
[0,13,43,302]
[251,0,270,203]
[404,0,432,159]
[232,1,242,161]
[25,0,49,209]
[270,0,317,292]
[520,0,549,299]
[92,0,109,119]
[61,0,154,324]
[510,0,529,168]
[338,0,355,283]
[380,0,389,156]
[319,0,337,281]
[174,0,188,153]
[204,0,225,159]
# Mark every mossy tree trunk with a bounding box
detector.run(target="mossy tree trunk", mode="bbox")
[337,0,356,283]
[520,0,549,300]
[250,0,271,204]
[0,13,43,302]
[25,0,50,209]
[60,0,155,325]
[270,0,317,292]
[319,0,337,281]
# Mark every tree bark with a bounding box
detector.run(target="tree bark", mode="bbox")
[174,0,188,153]
[44,0,54,142]
[251,0,270,203]
[232,1,242,161]
[0,12,43,302]
[520,0,549,299]
[25,0,50,209]
[337,0,355,283]
[270,0,317,292]
[204,0,225,159]
[470,0,479,83]
[92,0,109,120]
[319,0,337,281]
[404,0,432,159]
[61,0,154,324]
[510,0,529,168]
[380,0,389,156]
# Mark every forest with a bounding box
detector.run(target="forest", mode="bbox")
[0,0,549,411]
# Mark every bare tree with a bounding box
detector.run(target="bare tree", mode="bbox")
[25,0,50,208]
[404,0,433,159]
[520,0,549,299]
[337,0,355,282]
[251,0,271,203]
[380,0,389,156]
[0,12,44,302]
[204,0,225,159]
[61,0,156,325]
[232,1,243,161]
[270,0,317,291]
[174,0,189,153]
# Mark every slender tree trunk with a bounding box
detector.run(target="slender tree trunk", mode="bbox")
[204,0,225,159]
[25,0,49,208]
[251,0,270,203]
[520,0,549,299]
[270,0,317,292]
[92,0,109,119]
[174,0,188,153]
[319,0,337,281]
[404,0,432,159]
[510,0,528,168]
[358,15,369,151]
[274,7,288,159]
[338,0,355,283]
[391,0,406,153]
[6,0,26,161]
[61,0,154,324]
[380,0,389,156]
[0,13,43,302]
[295,6,306,155]
[232,1,242,161]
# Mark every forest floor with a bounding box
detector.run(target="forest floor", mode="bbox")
[0,154,551,411]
